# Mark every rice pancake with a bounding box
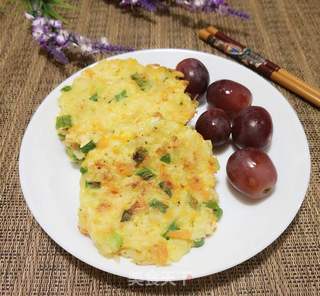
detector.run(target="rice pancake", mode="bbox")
[56,59,197,162]
[79,119,220,265]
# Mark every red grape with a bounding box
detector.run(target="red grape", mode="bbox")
[232,106,273,150]
[206,80,252,118]
[176,58,209,99]
[226,148,277,200]
[195,108,231,147]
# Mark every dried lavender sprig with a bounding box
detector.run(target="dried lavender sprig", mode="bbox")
[172,0,249,19]
[26,13,133,64]
[174,0,224,12]
[120,0,249,18]
[120,0,158,11]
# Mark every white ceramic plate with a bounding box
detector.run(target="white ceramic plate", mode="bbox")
[19,49,310,282]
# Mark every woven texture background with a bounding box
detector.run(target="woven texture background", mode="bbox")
[0,0,319,295]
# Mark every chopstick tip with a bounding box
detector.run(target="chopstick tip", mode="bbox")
[207,26,218,35]
[198,29,210,41]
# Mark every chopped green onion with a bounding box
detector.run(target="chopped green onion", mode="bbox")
[85,181,101,189]
[114,89,128,101]
[159,181,172,197]
[66,147,80,162]
[61,85,72,92]
[80,167,88,174]
[131,73,150,91]
[56,115,72,129]
[58,133,66,141]
[120,209,132,222]
[205,200,223,220]
[149,199,168,213]
[106,232,123,252]
[132,147,147,165]
[160,153,171,164]
[80,140,96,154]
[166,221,179,232]
[89,93,98,102]
[193,238,205,248]
[135,167,155,180]
[162,221,180,239]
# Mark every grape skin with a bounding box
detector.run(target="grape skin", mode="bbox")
[226,148,277,200]
[207,80,252,118]
[196,108,231,147]
[176,58,209,99]
[232,106,273,150]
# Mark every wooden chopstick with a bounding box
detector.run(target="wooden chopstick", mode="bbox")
[276,68,319,96]
[199,26,320,108]
[206,26,320,100]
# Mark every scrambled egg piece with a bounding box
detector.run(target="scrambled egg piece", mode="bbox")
[79,119,220,265]
[56,59,197,162]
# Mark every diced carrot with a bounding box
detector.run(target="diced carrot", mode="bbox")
[189,176,202,191]
[116,162,133,176]
[167,230,191,240]
[152,243,168,265]
[130,199,147,212]
[96,202,111,212]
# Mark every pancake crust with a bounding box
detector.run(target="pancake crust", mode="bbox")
[56,59,197,162]
[79,119,220,265]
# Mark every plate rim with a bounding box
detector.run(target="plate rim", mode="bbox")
[19,48,311,282]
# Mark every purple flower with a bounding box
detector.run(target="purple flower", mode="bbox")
[26,0,248,64]
[42,44,69,64]
[48,19,62,29]
[27,15,133,64]
[120,0,158,11]
[120,0,248,17]
[55,30,69,46]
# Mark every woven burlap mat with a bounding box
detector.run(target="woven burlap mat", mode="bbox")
[0,0,319,295]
